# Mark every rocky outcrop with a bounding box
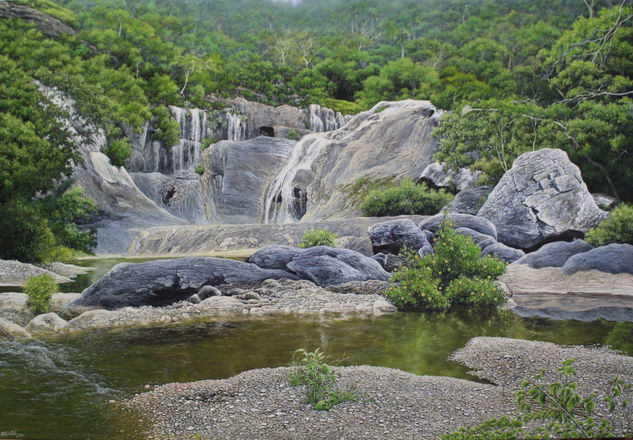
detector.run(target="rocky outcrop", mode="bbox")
[248,245,390,286]
[201,137,295,223]
[70,257,299,310]
[477,149,608,250]
[0,2,75,38]
[265,100,442,222]
[562,244,633,275]
[419,213,497,240]
[131,171,207,224]
[447,186,493,215]
[514,240,594,269]
[0,259,72,286]
[126,216,425,256]
[369,219,431,254]
[419,162,481,192]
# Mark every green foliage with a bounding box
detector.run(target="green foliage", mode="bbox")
[443,359,632,440]
[343,176,397,206]
[585,204,633,246]
[360,179,453,217]
[201,138,219,150]
[195,164,205,175]
[386,218,506,312]
[24,274,58,315]
[298,229,339,248]
[104,139,132,167]
[286,128,300,140]
[322,98,363,115]
[288,348,356,411]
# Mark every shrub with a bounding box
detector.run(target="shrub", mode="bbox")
[195,164,205,175]
[298,228,338,248]
[360,179,453,216]
[442,359,632,439]
[201,138,219,150]
[24,274,58,315]
[385,217,506,311]
[289,348,356,411]
[104,139,132,167]
[585,204,633,246]
[286,128,300,140]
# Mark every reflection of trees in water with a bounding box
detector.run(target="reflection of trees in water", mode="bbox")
[605,322,633,356]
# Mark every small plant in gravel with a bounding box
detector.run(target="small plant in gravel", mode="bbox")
[24,273,57,315]
[386,217,506,311]
[289,348,356,411]
[442,359,632,440]
[298,228,338,248]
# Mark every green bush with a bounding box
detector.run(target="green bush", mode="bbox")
[24,274,58,315]
[289,348,357,411]
[360,179,453,216]
[195,164,205,175]
[201,138,219,150]
[585,204,633,246]
[104,139,132,167]
[386,217,506,311]
[442,359,632,439]
[298,228,339,248]
[286,128,300,140]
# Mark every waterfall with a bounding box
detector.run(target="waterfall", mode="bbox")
[264,135,326,223]
[307,104,345,132]
[167,106,207,173]
[226,112,245,141]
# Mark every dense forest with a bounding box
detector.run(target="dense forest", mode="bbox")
[1,0,632,262]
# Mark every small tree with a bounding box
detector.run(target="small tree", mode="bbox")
[24,274,58,315]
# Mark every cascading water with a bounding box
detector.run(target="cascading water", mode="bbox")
[307,104,349,132]
[226,112,246,141]
[167,106,207,173]
[264,134,326,223]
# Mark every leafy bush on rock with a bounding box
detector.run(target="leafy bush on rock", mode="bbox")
[24,274,57,315]
[298,228,338,248]
[585,204,633,246]
[386,218,506,311]
[360,179,453,216]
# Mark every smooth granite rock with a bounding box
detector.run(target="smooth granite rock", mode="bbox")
[515,240,594,269]
[481,242,525,263]
[562,244,633,275]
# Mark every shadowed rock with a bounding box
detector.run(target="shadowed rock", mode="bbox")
[515,240,594,269]
[419,213,497,240]
[448,186,493,215]
[369,219,430,254]
[249,245,390,286]
[70,258,298,310]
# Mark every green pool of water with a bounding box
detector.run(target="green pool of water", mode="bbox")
[1,311,631,440]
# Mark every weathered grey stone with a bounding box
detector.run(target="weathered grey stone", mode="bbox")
[372,253,408,272]
[0,318,31,341]
[25,313,68,333]
[325,280,391,296]
[481,243,525,263]
[70,258,298,310]
[369,219,431,254]
[455,228,497,250]
[419,213,497,240]
[592,193,617,210]
[478,149,608,249]
[514,240,594,269]
[201,137,295,223]
[448,186,493,215]
[336,235,374,257]
[198,285,222,299]
[419,162,481,191]
[250,245,390,286]
[562,244,633,275]
[0,259,72,286]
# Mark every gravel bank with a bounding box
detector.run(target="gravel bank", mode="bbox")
[126,337,633,439]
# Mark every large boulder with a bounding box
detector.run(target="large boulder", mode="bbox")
[249,245,390,286]
[514,240,594,269]
[70,257,298,310]
[447,186,493,215]
[562,244,633,275]
[419,213,497,240]
[477,149,608,249]
[369,219,431,254]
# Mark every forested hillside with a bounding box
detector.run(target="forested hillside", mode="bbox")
[1,0,632,262]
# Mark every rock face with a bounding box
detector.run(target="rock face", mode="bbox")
[0,2,75,38]
[477,149,608,250]
[249,245,390,286]
[562,244,633,275]
[419,213,497,240]
[369,219,431,254]
[70,258,298,310]
[264,100,442,222]
[514,240,594,269]
[201,137,295,223]
[448,186,493,215]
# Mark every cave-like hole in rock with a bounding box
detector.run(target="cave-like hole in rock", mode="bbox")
[259,126,275,137]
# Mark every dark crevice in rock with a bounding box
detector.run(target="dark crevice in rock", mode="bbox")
[523,230,585,253]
